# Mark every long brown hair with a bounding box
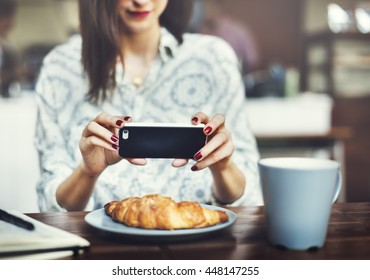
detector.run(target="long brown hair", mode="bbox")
[78,0,195,103]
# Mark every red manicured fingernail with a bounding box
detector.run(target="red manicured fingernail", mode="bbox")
[112,144,119,150]
[191,165,198,171]
[194,151,202,161]
[204,126,212,135]
[192,117,198,123]
[111,135,118,142]
[116,120,123,126]
[124,116,131,121]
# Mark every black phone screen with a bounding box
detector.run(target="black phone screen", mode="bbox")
[119,124,207,159]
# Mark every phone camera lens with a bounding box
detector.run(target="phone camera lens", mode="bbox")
[122,129,129,140]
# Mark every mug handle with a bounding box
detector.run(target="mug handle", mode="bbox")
[332,169,342,203]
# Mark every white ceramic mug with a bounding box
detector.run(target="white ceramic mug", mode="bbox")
[258,157,342,250]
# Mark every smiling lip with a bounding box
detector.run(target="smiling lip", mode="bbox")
[128,10,151,19]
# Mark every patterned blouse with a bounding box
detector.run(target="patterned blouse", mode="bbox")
[35,28,263,212]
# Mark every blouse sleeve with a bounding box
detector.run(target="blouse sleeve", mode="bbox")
[34,56,94,212]
[211,38,263,206]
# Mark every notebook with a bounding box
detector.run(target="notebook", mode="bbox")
[0,210,90,259]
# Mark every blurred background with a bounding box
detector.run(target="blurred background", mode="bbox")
[1,0,370,212]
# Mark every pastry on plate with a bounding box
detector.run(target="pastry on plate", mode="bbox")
[104,194,229,230]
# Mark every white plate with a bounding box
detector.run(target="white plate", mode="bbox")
[85,204,237,241]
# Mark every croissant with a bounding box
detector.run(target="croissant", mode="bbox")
[104,194,229,230]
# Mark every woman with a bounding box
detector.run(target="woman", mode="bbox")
[35,0,262,212]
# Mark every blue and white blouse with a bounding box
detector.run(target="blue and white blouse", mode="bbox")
[35,28,263,212]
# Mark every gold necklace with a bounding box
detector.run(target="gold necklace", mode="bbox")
[132,77,144,88]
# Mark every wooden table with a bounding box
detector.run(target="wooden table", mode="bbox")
[27,202,370,260]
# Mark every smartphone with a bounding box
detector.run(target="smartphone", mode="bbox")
[118,123,207,159]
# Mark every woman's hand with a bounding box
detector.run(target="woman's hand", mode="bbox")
[173,112,244,204]
[188,112,234,172]
[172,112,234,170]
[79,112,146,177]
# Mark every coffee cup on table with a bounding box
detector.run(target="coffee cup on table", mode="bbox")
[258,157,342,250]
